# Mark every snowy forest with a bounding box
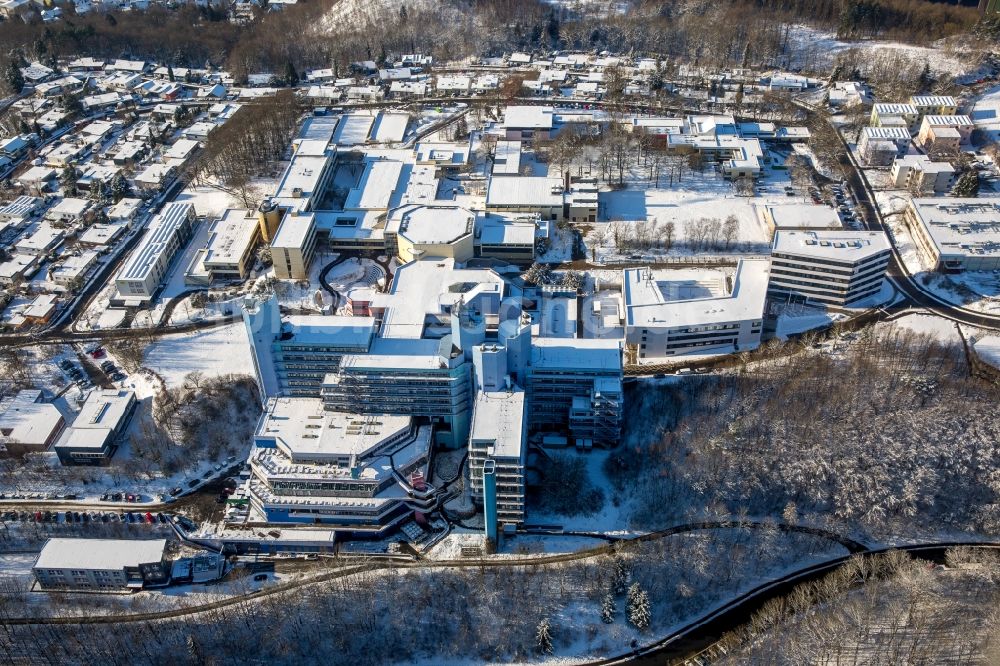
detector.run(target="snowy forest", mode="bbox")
[0,528,843,664]
[610,327,1000,539]
[719,548,1000,664]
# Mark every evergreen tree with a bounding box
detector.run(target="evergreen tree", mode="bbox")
[627,583,650,630]
[62,165,77,196]
[535,617,553,654]
[90,180,106,202]
[109,173,130,202]
[283,61,299,87]
[167,66,175,83]
[612,556,629,595]
[399,4,407,20]
[546,12,560,46]
[952,170,980,197]
[4,60,23,95]
[918,62,932,90]
[601,593,616,624]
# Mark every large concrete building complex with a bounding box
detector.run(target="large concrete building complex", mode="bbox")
[769,230,891,307]
[468,389,527,529]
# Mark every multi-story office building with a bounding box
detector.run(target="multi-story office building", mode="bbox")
[270,211,318,280]
[870,103,918,131]
[321,338,474,448]
[55,389,137,465]
[243,397,433,530]
[769,230,891,307]
[243,295,376,397]
[890,155,956,194]
[468,389,527,528]
[910,95,958,119]
[114,202,196,304]
[32,538,168,591]
[623,259,769,359]
[857,127,912,166]
[526,338,624,445]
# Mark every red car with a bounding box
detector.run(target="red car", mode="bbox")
[90,348,106,359]
[144,512,154,523]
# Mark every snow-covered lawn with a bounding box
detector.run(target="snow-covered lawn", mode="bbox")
[141,323,254,390]
[885,313,963,343]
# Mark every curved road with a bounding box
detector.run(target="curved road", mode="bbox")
[794,96,1000,331]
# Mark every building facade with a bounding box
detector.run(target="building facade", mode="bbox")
[769,231,891,307]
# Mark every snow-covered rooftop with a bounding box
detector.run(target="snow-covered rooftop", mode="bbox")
[34,538,165,571]
[624,259,770,329]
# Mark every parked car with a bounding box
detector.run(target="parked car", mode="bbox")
[170,487,182,496]
[111,372,126,382]
[253,574,268,582]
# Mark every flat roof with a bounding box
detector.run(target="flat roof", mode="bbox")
[119,202,193,281]
[773,230,890,261]
[373,258,505,339]
[0,393,62,447]
[470,389,526,460]
[765,203,842,230]
[503,105,554,130]
[911,95,956,107]
[370,112,409,143]
[280,314,376,348]
[57,427,112,451]
[71,390,134,430]
[478,214,537,246]
[34,538,165,571]
[107,197,142,220]
[0,196,41,218]
[624,259,770,329]
[344,160,404,211]
[487,176,564,208]
[333,112,377,146]
[492,140,522,176]
[874,103,917,115]
[861,126,911,140]
[387,204,474,246]
[271,211,315,250]
[530,337,622,372]
[256,397,411,463]
[49,197,90,217]
[275,153,331,202]
[922,114,972,127]
[909,198,1000,259]
[203,209,259,267]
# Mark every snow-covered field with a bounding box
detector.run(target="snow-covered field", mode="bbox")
[785,25,980,78]
[140,323,254,391]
